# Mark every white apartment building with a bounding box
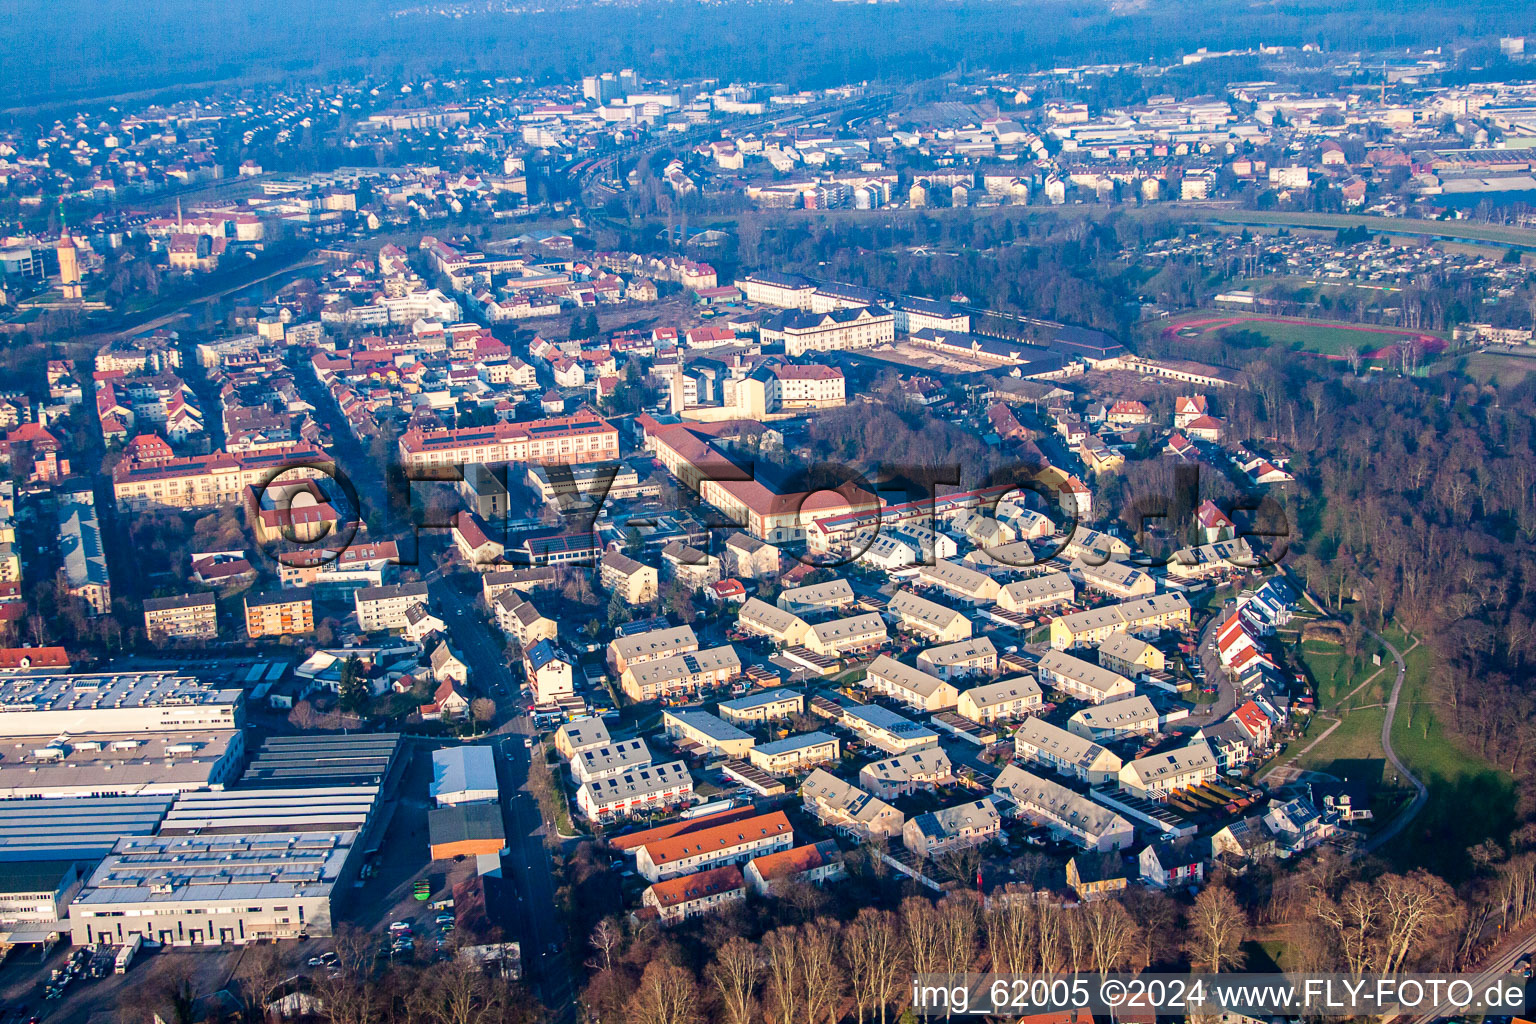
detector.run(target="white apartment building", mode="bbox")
[992,764,1135,851]
[353,582,431,633]
[1036,650,1137,705]
[865,655,960,712]
[1118,739,1217,800]
[748,731,840,774]
[572,740,655,785]
[956,676,1043,723]
[761,306,896,357]
[916,637,998,680]
[1013,716,1124,784]
[718,688,802,725]
[575,760,694,821]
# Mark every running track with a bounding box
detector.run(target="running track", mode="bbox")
[1164,314,1447,359]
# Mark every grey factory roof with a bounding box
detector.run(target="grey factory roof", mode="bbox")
[75,831,358,907]
[0,794,174,862]
[0,730,240,798]
[240,733,401,788]
[0,672,240,716]
[159,786,380,835]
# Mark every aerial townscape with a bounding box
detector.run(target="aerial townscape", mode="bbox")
[5,1,1536,1022]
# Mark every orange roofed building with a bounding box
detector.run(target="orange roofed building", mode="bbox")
[637,416,879,543]
[608,805,763,854]
[743,839,846,895]
[640,865,746,925]
[396,407,619,471]
[113,441,331,513]
[634,809,794,882]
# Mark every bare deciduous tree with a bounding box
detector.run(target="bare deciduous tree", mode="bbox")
[1082,898,1138,974]
[707,936,760,1024]
[589,916,623,974]
[626,960,700,1024]
[986,888,1037,974]
[902,896,945,977]
[800,922,842,1024]
[842,907,904,1024]
[1188,883,1247,973]
[763,926,803,1024]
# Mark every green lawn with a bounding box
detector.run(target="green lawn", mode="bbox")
[1182,208,1536,250]
[1208,319,1428,357]
[1454,351,1536,387]
[1387,632,1498,785]
[1295,705,1387,773]
[1296,637,1386,709]
[1375,626,1514,879]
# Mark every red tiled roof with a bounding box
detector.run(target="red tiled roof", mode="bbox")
[747,842,825,882]
[646,865,744,908]
[610,806,763,852]
[640,810,791,868]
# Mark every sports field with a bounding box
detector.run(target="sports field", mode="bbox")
[1164,313,1448,358]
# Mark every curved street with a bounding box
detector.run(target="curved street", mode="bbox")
[1359,630,1427,857]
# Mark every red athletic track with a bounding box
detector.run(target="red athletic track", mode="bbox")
[1163,314,1447,359]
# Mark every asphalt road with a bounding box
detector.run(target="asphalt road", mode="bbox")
[1196,606,1239,722]
[300,366,576,1022]
[435,572,577,1024]
[1359,630,1427,858]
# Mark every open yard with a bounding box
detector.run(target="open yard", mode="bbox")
[1453,350,1536,386]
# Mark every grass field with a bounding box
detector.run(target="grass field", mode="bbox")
[1166,312,1447,358]
[1454,351,1536,386]
[1181,208,1536,250]
[1295,705,1388,773]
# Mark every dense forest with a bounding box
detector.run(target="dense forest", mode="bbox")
[6,0,1535,111]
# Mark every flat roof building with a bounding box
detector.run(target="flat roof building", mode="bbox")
[0,730,244,799]
[430,746,499,807]
[748,731,839,775]
[0,794,173,863]
[0,672,242,736]
[429,803,507,860]
[71,831,361,947]
[832,702,940,754]
[239,733,403,790]
[159,786,381,837]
